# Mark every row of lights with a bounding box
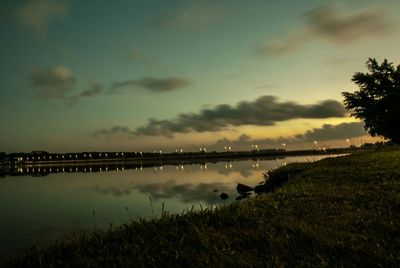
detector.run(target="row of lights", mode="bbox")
[3,138,357,166]
[21,166,133,173]
[17,161,272,174]
[25,152,131,161]
[19,152,192,162]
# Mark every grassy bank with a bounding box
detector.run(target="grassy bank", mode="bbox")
[4,149,400,267]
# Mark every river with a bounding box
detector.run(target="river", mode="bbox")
[0,154,342,262]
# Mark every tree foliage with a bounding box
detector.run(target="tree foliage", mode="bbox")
[342,58,400,143]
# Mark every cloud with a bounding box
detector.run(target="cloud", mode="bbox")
[15,0,69,35]
[80,82,102,97]
[215,122,366,149]
[76,81,103,98]
[304,5,392,42]
[150,4,221,30]
[296,121,366,141]
[30,66,76,99]
[68,81,103,104]
[132,95,346,137]
[29,67,102,103]
[93,96,347,138]
[93,126,135,139]
[110,77,189,93]
[259,4,394,56]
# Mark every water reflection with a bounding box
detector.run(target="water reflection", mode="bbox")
[1,163,153,177]
[92,185,134,197]
[136,180,231,204]
[0,156,291,177]
[0,154,343,262]
[91,180,231,204]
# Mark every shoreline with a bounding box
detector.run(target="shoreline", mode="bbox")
[4,148,399,267]
[0,147,365,177]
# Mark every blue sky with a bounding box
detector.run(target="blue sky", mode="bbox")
[1,0,399,152]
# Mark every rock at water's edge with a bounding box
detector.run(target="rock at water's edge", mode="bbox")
[236,183,253,194]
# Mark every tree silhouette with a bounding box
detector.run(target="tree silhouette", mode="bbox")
[342,58,400,143]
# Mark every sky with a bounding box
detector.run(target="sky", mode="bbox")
[1,0,399,153]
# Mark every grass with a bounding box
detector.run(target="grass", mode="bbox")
[4,148,400,267]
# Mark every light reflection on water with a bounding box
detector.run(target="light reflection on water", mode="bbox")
[0,154,341,262]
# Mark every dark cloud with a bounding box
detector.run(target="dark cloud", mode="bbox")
[216,134,258,148]
[93,126,135,139]
[132,95,346,137]
[68,81,103,104]
[304,5,392,42]
[29,68,103,104]
[110,77,189,93]
[15,0,69,35]
[259,4,394,56]
[215,134,280,151]
[215,122,366,149]
[149,5,221,30]
[296,121,366,141]
[77,81,103,98]
[30,66,76,99]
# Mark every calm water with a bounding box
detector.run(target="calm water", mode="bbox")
[0,155,340,261]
